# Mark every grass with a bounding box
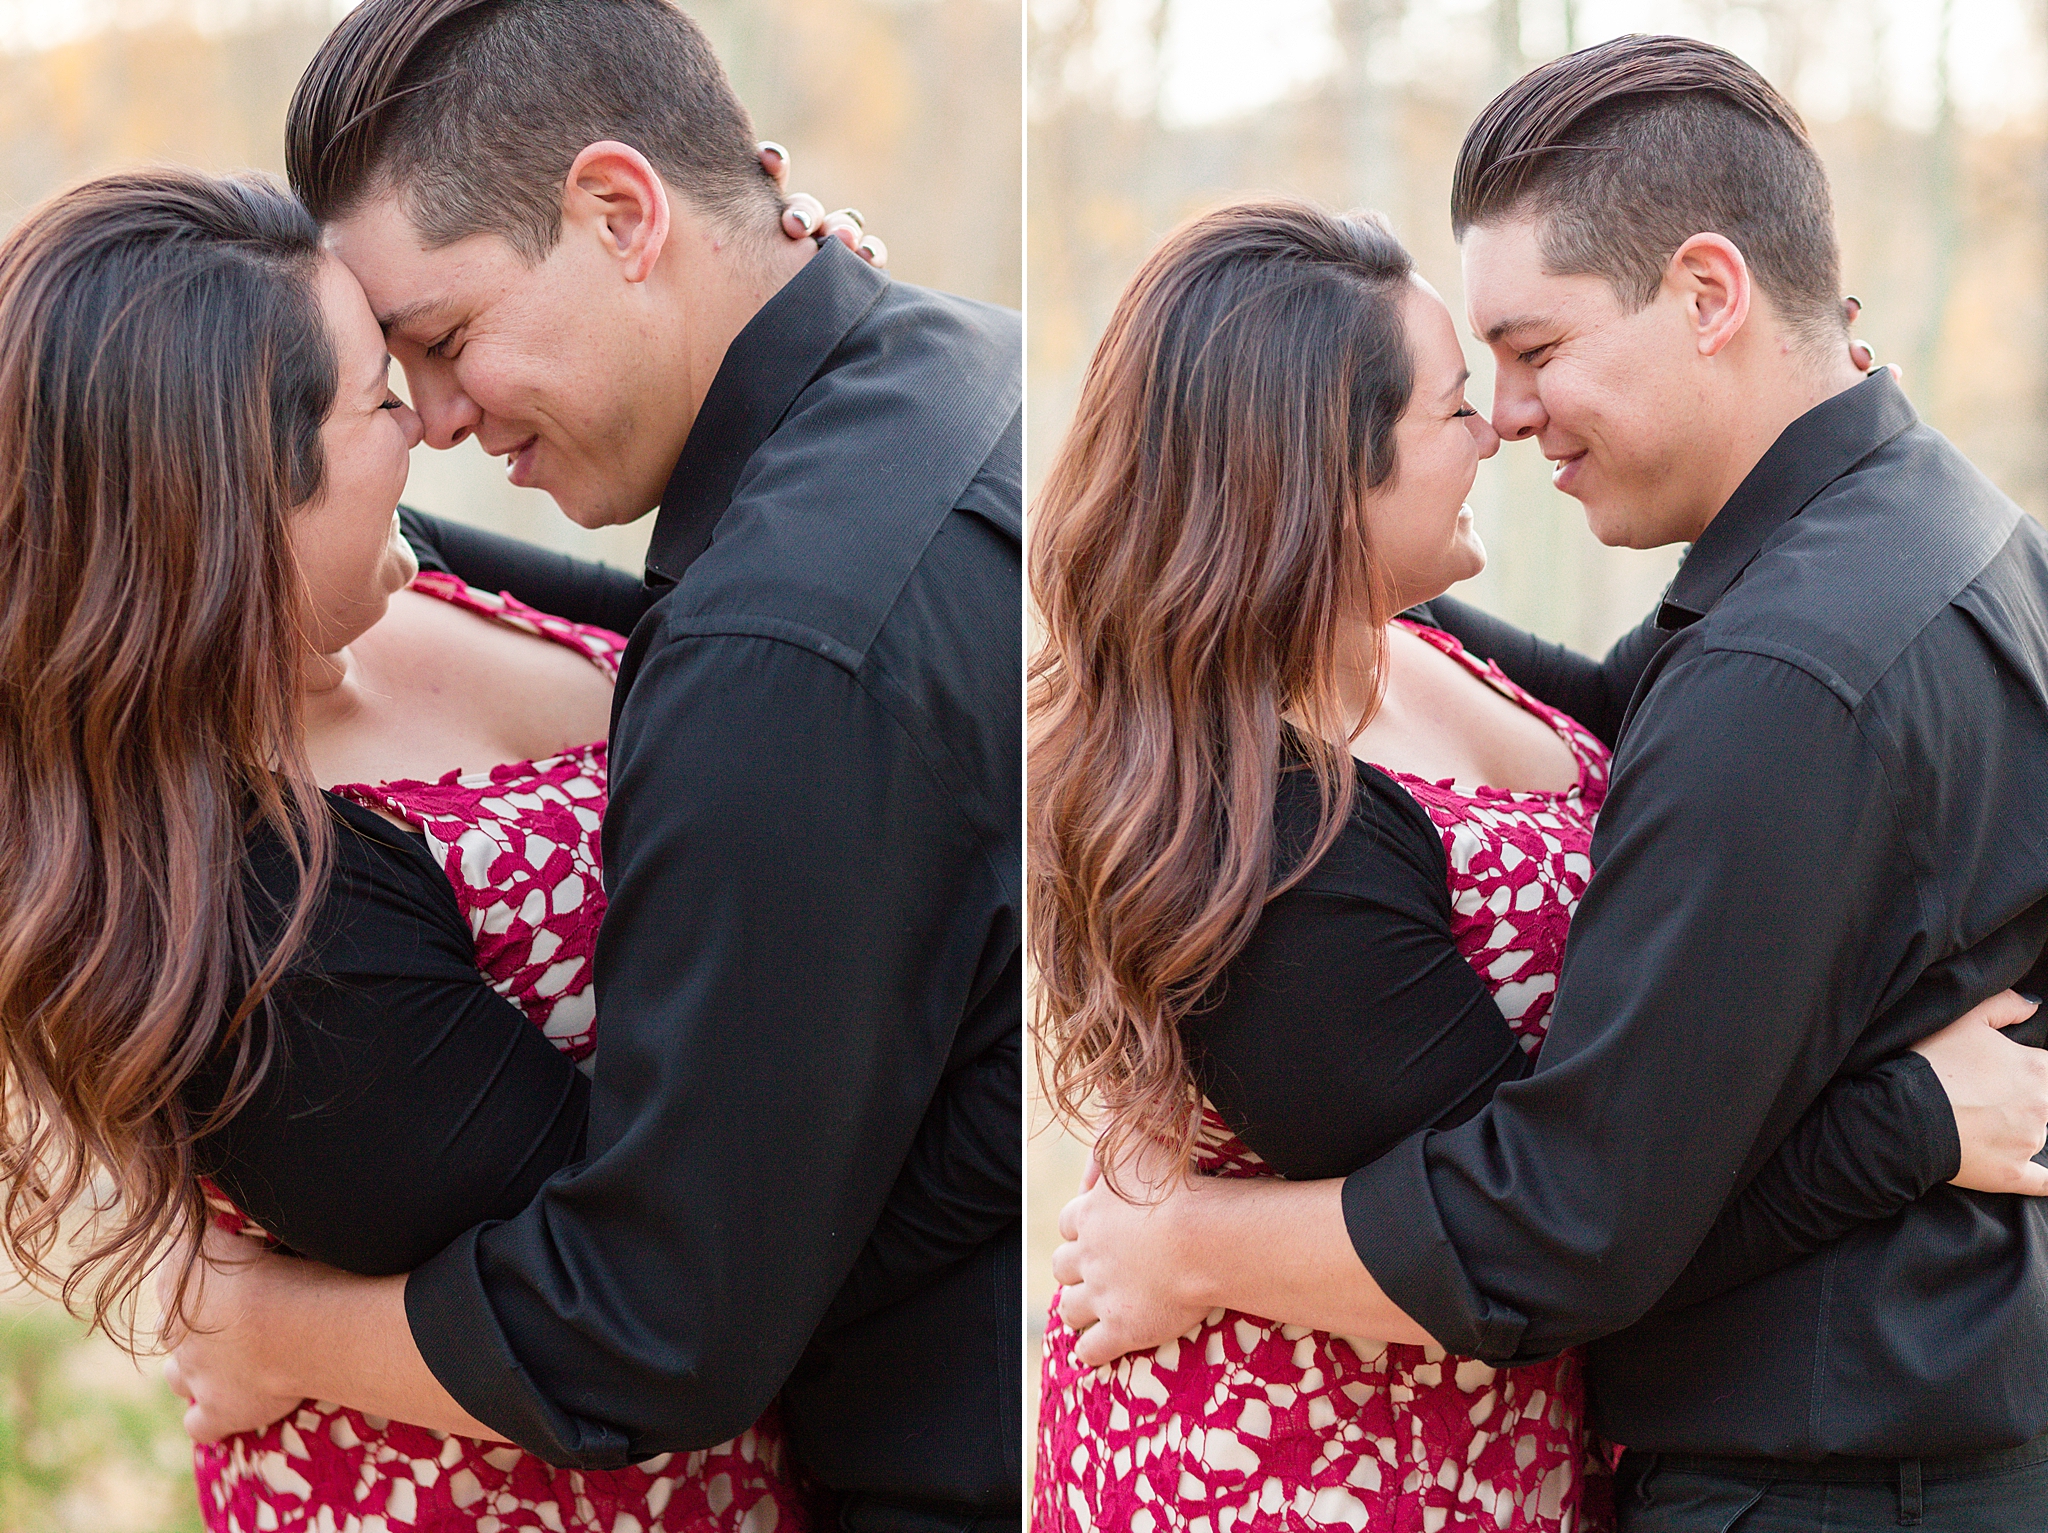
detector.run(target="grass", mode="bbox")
[0,1288,202,1533]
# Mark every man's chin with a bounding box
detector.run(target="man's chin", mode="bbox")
[1570,489,1641,550]
[549,488,658,531]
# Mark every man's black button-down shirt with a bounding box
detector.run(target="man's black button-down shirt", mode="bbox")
[404,239,1023,1514]
[1347,371,2048,1459]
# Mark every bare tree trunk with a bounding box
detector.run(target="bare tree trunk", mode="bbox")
[2037,0,2048,511]
[1492,0,1523,89]
[1331,0,1404,217]
[1914,0,1961,400]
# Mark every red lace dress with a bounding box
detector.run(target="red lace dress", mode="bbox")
[194,572,812,1533]
[1035,622,1615,1533]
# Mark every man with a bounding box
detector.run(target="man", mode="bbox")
[167,1,1021,1529]
[1054,35,2048,1529]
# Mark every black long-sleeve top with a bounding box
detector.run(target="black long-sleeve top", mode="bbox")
[1336,372,2048,1459]
[192,793,593,1276]
[394,242,1021,1516]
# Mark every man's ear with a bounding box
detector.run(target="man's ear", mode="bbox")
[1668,233,1751,358]
[562,140,670,283]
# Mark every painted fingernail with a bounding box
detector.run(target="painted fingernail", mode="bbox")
[759,140,788,166]
[842,207,865,230]
[2020,992,2040,1005]
[792,206,816,233]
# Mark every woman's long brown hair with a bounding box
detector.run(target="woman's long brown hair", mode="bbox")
[1030,200,1416,1183]
[0,170,338,1344]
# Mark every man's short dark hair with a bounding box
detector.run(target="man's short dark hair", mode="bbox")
[1452,34,1842,350]
[287,0,780,261]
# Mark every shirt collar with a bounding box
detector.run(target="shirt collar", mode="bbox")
[1656,369,1919,629]
[643,238,889,588]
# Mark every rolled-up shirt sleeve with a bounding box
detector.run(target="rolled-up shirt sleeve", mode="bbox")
[1342,646,1922,1364]
[403,628,1013,1462]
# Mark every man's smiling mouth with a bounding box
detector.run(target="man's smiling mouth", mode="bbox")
[502,435,540,486]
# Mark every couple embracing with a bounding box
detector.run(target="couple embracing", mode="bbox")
[1036,35,2048,1533]
[0,1,1021,1531]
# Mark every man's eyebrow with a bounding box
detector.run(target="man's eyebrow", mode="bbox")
[1480,313,1554,345]
[375,297,448,334]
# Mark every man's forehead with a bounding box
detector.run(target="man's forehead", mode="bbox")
[323,201,458,328]
[1461,223,1546,314]
[1473,308,1564,345]
[1463,245,1598,343]
[329,244,464,337]
[372,293,456,335]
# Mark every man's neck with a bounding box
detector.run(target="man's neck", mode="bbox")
[672,227,818,424]
[1686,340,1870,543]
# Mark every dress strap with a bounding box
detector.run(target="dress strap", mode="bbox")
[408,568,628,681]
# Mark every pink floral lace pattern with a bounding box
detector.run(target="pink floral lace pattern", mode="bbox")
[1035,621,1614,1533]
[195,572,811,1533]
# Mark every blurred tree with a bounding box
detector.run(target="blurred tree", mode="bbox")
[1915,0,1961,390]
[1493,0,1522,88]
[1335,0,1403,214]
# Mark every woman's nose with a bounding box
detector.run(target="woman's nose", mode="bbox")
[1472,410,1502,460]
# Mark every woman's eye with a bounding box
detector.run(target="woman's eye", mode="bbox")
[379,397,405,411]
[1454,405,1478,419]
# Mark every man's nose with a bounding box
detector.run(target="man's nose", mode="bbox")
[404,366,482,451]
[1489,368,1546,444]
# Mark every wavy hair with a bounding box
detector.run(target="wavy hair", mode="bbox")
[1030,200,1416,1184]
[0,169,337,1344]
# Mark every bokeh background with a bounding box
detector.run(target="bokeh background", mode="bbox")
[0,0,1019,1526]
[1026,0,2048,1476]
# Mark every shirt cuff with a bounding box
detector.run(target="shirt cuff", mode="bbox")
[404,1229,635,1470]
[1340,1133,1532,1365]
[1877,1050,1963,1189]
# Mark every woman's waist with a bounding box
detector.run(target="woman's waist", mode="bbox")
[1046,1295,1582,1404]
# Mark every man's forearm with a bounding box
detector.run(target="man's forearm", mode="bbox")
[253,1262,502,1441]
[1177,1177,1437,1345]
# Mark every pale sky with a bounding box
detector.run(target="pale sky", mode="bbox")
[1037,0,2047,134]
[0,0,352,54]
[7,0,2033,137]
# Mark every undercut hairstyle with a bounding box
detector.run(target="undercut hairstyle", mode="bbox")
[287,0,781,261]
[1030,201,1415,1186]
[1452,34,1844,350]
[0,169,336,1346]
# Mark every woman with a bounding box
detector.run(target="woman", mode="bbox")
[0,170,805,1531]
[1028,201,1996,1532]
